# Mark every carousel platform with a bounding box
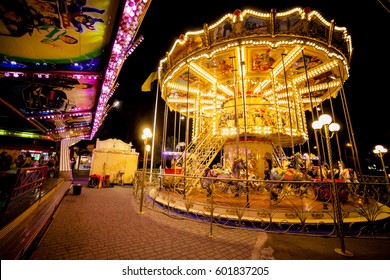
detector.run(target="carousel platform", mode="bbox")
[148,184,390,233]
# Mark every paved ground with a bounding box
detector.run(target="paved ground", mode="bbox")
[29,182,390,260]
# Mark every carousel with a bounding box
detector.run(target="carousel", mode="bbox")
[158,7,352,182]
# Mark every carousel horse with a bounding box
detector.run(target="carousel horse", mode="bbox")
[338,161,359,183]
[275,153,309,181]
[201,167,213,197]
[288,152,306,171]
[266,153,309,201]
[313,161,354,202]
[230,159,261,192]
[230,158,249,196]
[339,163,368,203]
[267,170,305,201]
[338,162,358,201]
[201,159,248,197]
[201,163,233,197]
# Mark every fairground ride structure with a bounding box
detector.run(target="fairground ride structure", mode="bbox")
[157,7,354,181]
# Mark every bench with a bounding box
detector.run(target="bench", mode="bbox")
[0,176,70,259]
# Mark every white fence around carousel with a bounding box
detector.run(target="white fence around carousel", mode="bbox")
[132,170,390,239]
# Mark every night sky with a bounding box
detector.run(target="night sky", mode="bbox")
[97,0,390,163]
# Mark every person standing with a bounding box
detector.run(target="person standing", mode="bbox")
[21,152,33,167]
[70,157,75,170]
[0,151,8,171]
[15,154,25,168]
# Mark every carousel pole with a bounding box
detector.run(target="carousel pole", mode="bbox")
[328,85,343,163]
[302,50,323,180]
[229,55,240,158]
[238,45,250,208]
[281,54,295,155]
[162,103,169,169]
[178,114,182,146]
[291,83,302,152]
[270,68,284,161]
[150,81,160,180]
[183,64,191,198]
[317,103,328,166]
[173,111,177,155]
[296,87,308,155]
[336,65,361,175]
[339,84,357,171]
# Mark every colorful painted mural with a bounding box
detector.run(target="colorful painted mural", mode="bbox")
[0,0,114,70]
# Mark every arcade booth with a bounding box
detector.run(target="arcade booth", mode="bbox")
[89,138,139,187]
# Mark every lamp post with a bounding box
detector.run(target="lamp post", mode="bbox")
[139,128,152,214]
[373,145,389,185]
[312,114,353,257]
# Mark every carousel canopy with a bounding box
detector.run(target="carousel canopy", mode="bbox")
[159,7,352,116]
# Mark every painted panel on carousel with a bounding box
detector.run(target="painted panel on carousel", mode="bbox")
[170,33,204,66]
[209,10,272,44]
[241,15,270,35]
[248,48,276,72]
[201,53,233,78]
[275,12,301,34]
[176,70,203,87]
[288,54,323,75]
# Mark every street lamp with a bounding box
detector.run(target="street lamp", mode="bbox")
[373,145,389,184]
[139,128,152,214]
[312,114,353,257]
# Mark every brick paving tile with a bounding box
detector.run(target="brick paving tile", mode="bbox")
[29,187,259,260]
[29,185,390,260]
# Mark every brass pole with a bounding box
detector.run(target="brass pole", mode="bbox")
[302,50,323,179]
[139,139,148,214]
[229,55,240,158]
[328,89,343,163]
[238,46,250,208]
[281,54,295,154]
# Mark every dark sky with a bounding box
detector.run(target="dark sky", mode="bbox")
[97,0,390,160]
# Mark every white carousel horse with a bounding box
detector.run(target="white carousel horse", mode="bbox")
[338,161,359,183]
[313,161,355,202]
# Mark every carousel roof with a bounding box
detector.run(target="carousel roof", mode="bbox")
[0,0,151,142]
[158,7,353,117]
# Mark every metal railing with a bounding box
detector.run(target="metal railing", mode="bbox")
[0,166,49,221]
[133,170,390,239]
